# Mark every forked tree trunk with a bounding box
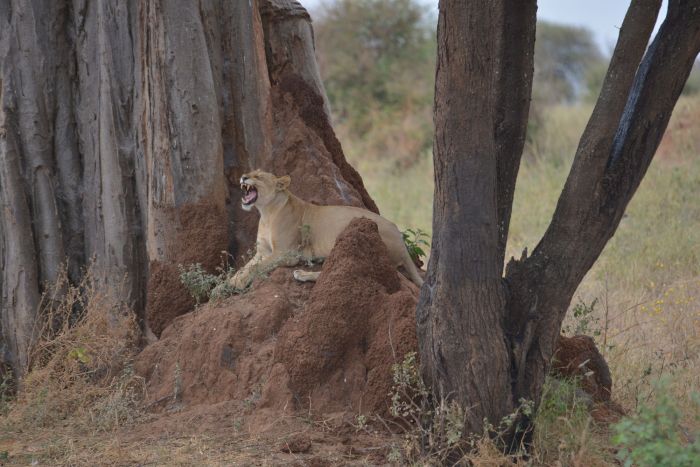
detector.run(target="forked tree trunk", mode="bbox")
[418,0,700,440]
[0,0,375,376]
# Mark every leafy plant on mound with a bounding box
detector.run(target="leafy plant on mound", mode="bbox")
[401,228,430,264]
[562,297,602,338]
[613,378,700,467]
[179,249,309,303]
[5,266,144,432]
[179,263,238,303]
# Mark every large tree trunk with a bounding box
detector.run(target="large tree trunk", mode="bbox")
[0,0,375,376]
[418,0,700,440]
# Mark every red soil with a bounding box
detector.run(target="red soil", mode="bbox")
[136,219,618,437]
[552,334,612,402]
[145,201,229,337]
[135,218,419,432]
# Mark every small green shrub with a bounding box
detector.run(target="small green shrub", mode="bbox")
[531,375,611,465]
[535,376,590,430]
[178,264,221,304]
[402,228,430,263]
[178,263,238,304]
[562,297,601,337]
[612,379,700,467]
[209,282,238,301]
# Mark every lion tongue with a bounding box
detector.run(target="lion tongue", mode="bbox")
[243,189,257,203]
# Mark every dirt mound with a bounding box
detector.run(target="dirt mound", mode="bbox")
[272,218,418,415]
[136,222,620,431]
[135,218,419,426]
[552,334,612,402]
[146,201,229,337]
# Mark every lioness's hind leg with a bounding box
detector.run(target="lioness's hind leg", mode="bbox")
[293,270,321,282]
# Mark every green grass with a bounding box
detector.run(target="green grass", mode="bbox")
[347,97,700,291]
[345,144,434,236]
[341,95,700,461]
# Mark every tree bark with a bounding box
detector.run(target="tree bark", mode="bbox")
[418,0,539,431]
[419,0,700,440]
[417,0,521,431]
[260,0,332,118]
[0,0,375,375]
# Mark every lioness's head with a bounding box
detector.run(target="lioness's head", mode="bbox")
[239,170,291,212]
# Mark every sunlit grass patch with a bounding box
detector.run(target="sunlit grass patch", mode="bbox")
[344,144,434,236]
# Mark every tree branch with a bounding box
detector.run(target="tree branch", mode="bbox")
[494,0,537,267]
[532,0,661,266]
[504,0,700,404]
[533,0,700,289]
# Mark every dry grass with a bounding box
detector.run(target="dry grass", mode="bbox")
[2,266,143,434]
[0,430,254,466]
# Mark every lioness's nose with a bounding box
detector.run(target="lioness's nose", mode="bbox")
[240,176,248,184]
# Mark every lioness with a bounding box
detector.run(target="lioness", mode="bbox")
[229,170,424,289]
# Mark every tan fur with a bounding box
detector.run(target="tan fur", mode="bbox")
[229,170,424,289]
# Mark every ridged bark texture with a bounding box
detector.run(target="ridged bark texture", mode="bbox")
[0,0,376,374]
[418,0,700,441]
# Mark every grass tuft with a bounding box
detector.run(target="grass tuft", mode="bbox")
[3,265,143,433]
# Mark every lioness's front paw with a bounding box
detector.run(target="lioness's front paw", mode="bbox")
[293,269,319,282]
[228,274,249,290]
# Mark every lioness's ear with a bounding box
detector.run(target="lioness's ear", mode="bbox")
[276,175,291,191]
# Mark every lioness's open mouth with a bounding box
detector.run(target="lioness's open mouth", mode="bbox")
[241,183,258,206]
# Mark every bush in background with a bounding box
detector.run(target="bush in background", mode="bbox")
[613,379,700,467]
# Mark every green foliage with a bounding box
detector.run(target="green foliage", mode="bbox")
[178,264,220,304]
[536,377,590,426]
[583,60,609,103]
[315,0,435,130]
[209,281,238,301]
[562,297,601,337]
[315,0,435,166]
[67,346,91,365]
[533,21,604,105]
[401,228,430,263]
[613,379,700,467]
[529,21,605,135]
[531,376,611,464]
[178,263,237,304]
